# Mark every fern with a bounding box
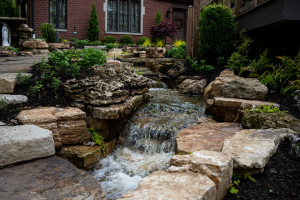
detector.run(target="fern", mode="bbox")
[88,127,106,155]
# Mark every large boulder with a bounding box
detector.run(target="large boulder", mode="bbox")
[170,151,233,200]
[17,107,90,148]
[177,79,207,95]
[0,73,30,94]
[203,69,268,101]
[205,97,279,122]
[222,128,295,174]
[120,171,216,200]
[242,111,300,134]
[0,94,27,108]
[64,62,151,105]
[0,156,105,199]
[176,122,242,154]
[0,125,55,166]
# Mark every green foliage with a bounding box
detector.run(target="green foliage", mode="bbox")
[142,38,152,47]
[227,29,253,73]
[8,47,19,54]
[76,39,90,48]
[52,77,61,99]
[88,127,106,155]
[173,40,186,48]
[119,35,134,45]
[230,173,257,195]
[0,0,18,17]
[29,81,44,99]
[154,40,164,47]
[155,10,163,25]
[87,5,99,42]
[137,36,150,46]
[89,40,102,45]
[40,23,56,43]
[102,36,117,44]
[167,44,186,59]
[190,59,215,74]
[17,72,30,85]
[0,96,8,110]
[199,3,237,64]
[246,105,288,113]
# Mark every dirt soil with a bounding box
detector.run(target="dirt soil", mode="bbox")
[224,139,300,200]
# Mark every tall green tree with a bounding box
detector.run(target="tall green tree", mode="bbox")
[87,4,99,42]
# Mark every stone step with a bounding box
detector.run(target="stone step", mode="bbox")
[0,73,31,94]
[0,156,105,199]
[222,128,296,174]
[0,125,55,167]
[0,94,28,108]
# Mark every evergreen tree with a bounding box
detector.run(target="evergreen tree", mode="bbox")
[87,4,99,42]
[155,10,162,25]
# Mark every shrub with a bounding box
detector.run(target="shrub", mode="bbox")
[155,10,163,25]
[137,36,150,46]
[119,35,134,45]
[167,44,186,59]
[87,4,99,42]
[142,38,152,47]
[154,40,164,47]
[191,59,215,74]
[89,41,102,45]
[199,4,236,64]
[151,21,177,43]
[41,23,56,43]
[102,36,117,44]
[76,39,90,48]
[173,40,186,48]
[0,0,17,17]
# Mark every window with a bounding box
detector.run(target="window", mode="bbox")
[49,0,67,29]
[107,0,141,33]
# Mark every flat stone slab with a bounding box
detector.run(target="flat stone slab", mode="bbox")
[120,171,216,200]
[0,125,55,166]
[0,156,105,200]
[222,128,295,174]
[0,94,27,107]
[176,122,243,154]
[0,73,32,94]
[170,151,233,200]
[0,55,48,73]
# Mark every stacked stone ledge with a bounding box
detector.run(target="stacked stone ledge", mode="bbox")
[22,39,50,55]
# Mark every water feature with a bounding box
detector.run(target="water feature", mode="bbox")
[92,81,206,200]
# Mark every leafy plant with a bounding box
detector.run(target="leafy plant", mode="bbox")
[142,38,152,47]
[0,96,8,109]
[173,40,186,48]
[199,3,237,64]
[40,23,56,43]
[52,77,62,99]
[89,40,102,46]
[155,10,163,25]
[137,36,150,46]
[76,39,90,48]
[88,127,106,155]
[154,40,164,47]
[151,21,177,44]
[191,59,215,74]
[17,72,31,85]
[8,47,19,54]
[167,44,186,59]
[102,36,117,44]
[30,81,44,99]
[119,35,134,45]
[87,4,100,42]
[246,105,288,113]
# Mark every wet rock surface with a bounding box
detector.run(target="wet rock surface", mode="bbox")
[177,79,207,95]
[0,125,55,166]
[0,156,105,200]
[176,122,242,154]
[222,128,295,174]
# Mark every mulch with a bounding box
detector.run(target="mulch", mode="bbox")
[224,139,300,200]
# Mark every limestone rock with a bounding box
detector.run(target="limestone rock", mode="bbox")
[145,58,174,74]
[176,122,242,154]
[177,79,207,95]
[167,61,187,78]
[205,97,279,122]
[204,69,268,100]
[64,63,151,105]
[23,40,37,49]
[120,171,216,200]
[17,107,90,148]
[0,50,16,57]
[0,73,18,93]
[242,111,300,134]
[0,156,105,199]
[0,94,27,107]
[108,48,123,58]
[49,43,70,50]
[222,128,295,174]
[0,125,55,166]
[146,47,165,58]
[170,151,233,200]
[37,40,49,49]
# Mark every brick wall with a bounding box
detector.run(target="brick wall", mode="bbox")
[29,0,190,43]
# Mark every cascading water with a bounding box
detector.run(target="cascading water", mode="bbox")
[92,81,206,200]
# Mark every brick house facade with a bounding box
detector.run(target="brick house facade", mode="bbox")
[27,0,193,43]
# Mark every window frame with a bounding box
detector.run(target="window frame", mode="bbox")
[48,0,67,30]
[105,0,144,35]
